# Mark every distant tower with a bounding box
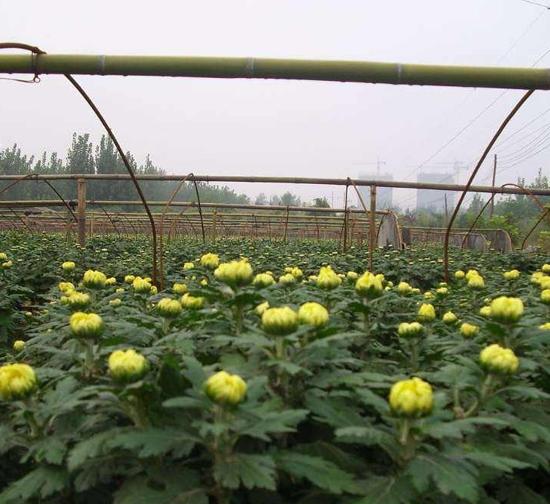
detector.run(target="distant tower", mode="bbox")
[416,173,455,211]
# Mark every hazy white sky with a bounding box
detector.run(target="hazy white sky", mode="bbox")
[1,0,549,208]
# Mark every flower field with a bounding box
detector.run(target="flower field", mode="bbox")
[0,230,549,503]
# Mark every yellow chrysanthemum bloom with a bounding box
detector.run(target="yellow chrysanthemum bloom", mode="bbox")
[466,269,480,280]
[105,277,117,286]
[58,281,75,294]
[214,260,254,287]
[70,312,104,339]
[356,272,384,299]
[436,287,448,296]
[200,253,220,269]
[253,273,275,288]
[262,306,299,335]
[540,277,550,291]
[539,322,550,330]
[542,264,550,274]
[124,274,135,284]
[13,340,25,352]
[417,303,436,322]
[454,270,465,279]
[397,321,424,338]
[61,261,76,272]
[0,252,7,261]
[156,298,182,318]
[108,349,148,383]
[2,260,13,269]
[204,371,247,406]
[503,270,520,281]
[172,283,188,295]
[442,311,458,324]
[316,266,342,290]
[389,377,433,418]
[298,302,329,328]
[540,289,550,305]
[65,292,91,310]
[0,363,37,400]
[132,277,152,294]
[460,322,479,338]
[489,296,524,323]
[255,301,270,316]
[183,262,195,270]
[397,281,413,295]
[181,293,204,309]
[110,298,122,307]
[83,270,107,289]
[480,344,519,374]
[284,266,304,280]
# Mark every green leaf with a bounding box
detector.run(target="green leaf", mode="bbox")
[68,428,121,471]
[106,428,197,458]
[214,453,276,490]
[0,465,68,503]
[239,409,308,441]
[114,469,207,504]
[274,451,359,494]
[352,475,412,504]
[405,454,479,502]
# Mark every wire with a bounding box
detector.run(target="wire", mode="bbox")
[518,0,550,9]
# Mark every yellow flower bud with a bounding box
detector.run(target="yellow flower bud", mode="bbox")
[132,277,152,294]
[255,301,270,316]
[124,274,135,284]
[442,311,458,324]
[489,296,524,323]
[70,312,104,339]
[424,291,434,300]
[157,298,182,318]
[83,270,107,289]
[13,340,25,352]
[214,260,254,287]
[465,269,480,280]
[436,287,448,296]
[58,282,75,293]
[62,261,76,272]
[531,271,545,285]
[460,322,479,338]
[503,269,520,281]
[0,252,7,261]
[181,293,204,309]
[467,274,485,289]
[150,285,158,295]
[200,253,220,269]
[480,344,519,374]
[0,363,37,400]
[417,303,436,322]
[105,277,117,286]
[172,283,188,295]
[298,302,329,328]
[116,288,125,294]
[183,262,195,270]
[108,349,148,383]
[253,273,275,288]
[542,264,550,274]
[281,272,299,286]
[397,281,413,295]
[110,298,122,307]
[347,271,358,280]
[389,377,433,418]
[316,266,342,290]
[262,306,299,335]
[539,322,550,330]
[479,306,492,317]
[540,277,550,291]
[356,272,384,299]
[204,370,247,406]
[285,267,303,279]
[541,289,550,305]
[66,292,91,310]
[2,260,13,269]
[397,321,424,338]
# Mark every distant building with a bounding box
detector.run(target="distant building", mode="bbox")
[416,173,455,212]
[357,173,394,210]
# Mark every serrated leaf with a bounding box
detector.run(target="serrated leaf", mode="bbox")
[106,428,197,458]
[274,451,359,494]
[214,453,276,490]
[0,465,68,503]
[352,475,412,504]
[239,409,308,441]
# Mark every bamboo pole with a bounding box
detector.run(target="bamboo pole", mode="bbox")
[369,185,377,271]
[77,178,86,247]
[1,53,550,90]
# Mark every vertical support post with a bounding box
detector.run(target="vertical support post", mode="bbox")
[77,178,87,247]
[212,209,218,240]
[343,182,350,252]
[490,154,497,218]
[369,185,377,271]
[444,194,449,227]
[283,206,290,242]
[90,212,95,236]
